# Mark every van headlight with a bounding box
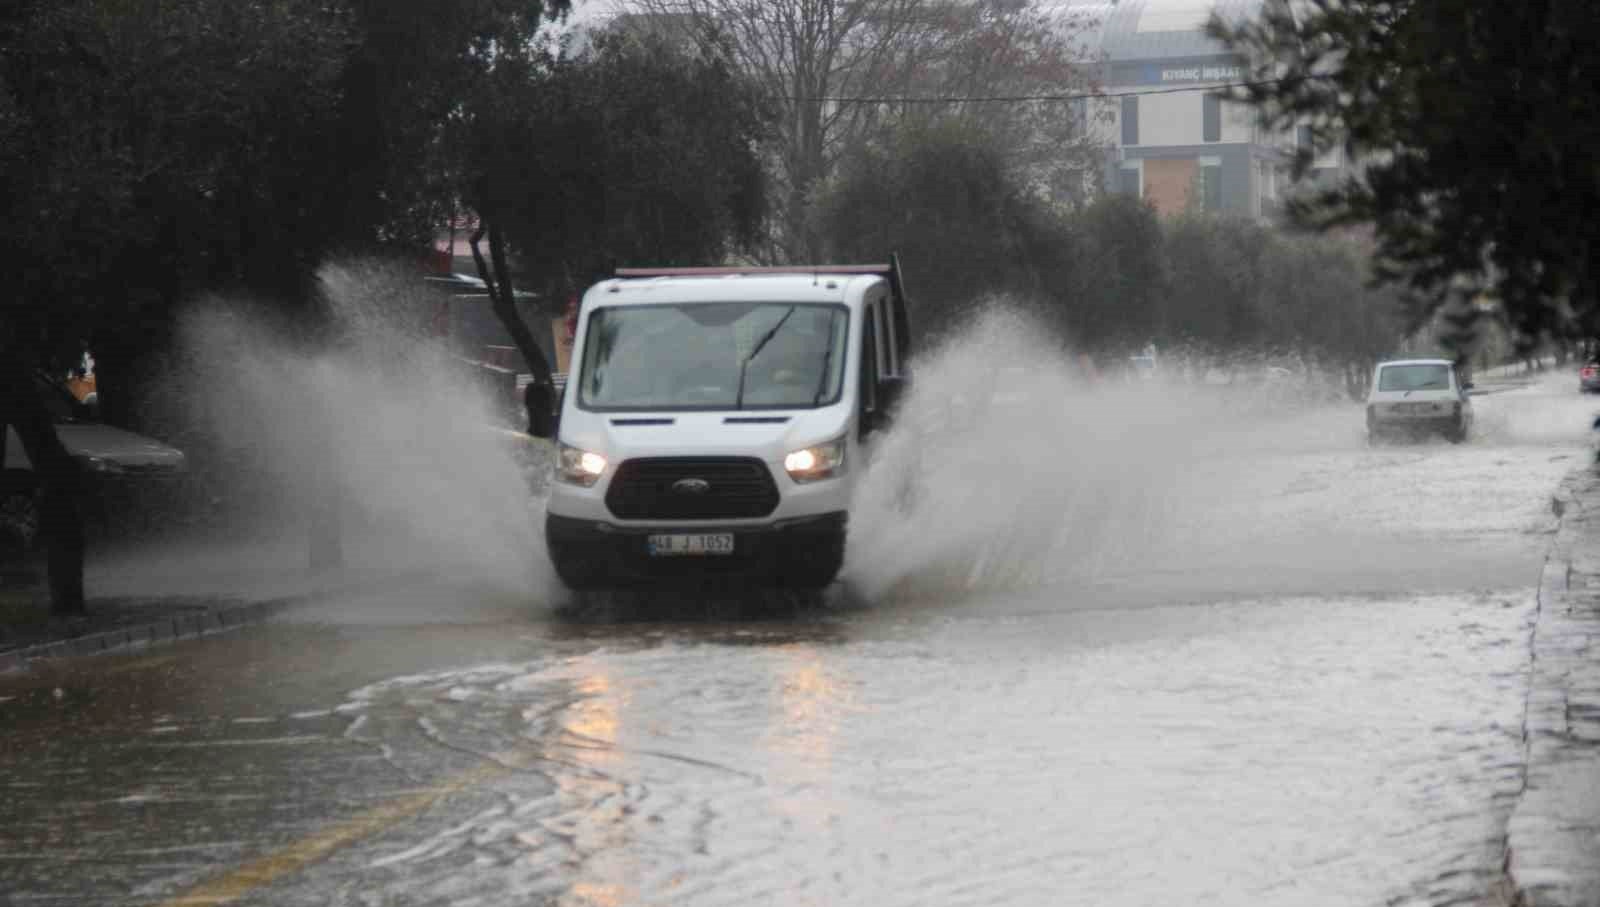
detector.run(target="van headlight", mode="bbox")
[784,436,846,483]
[557,443,608,487]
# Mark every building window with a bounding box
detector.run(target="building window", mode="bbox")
[1203,94,1221,143]
[1297,124,1313,151]
[1121,95,1139,146]
[1119,164,1142,198]
[1200,161,1222,211]
[1070,97,1089,136]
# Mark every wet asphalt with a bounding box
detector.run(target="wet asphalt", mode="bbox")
[1,378,1594,907]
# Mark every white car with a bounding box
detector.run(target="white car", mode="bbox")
[1365,358,1473,444]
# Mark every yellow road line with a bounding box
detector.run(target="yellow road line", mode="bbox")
[158,761,508,906]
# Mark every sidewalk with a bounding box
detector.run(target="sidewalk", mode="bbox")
[1506,463,1600,906]
[0,579,304,672]
[0,539,413,673]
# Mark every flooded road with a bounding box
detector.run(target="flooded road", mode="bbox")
[1,374,1593,907]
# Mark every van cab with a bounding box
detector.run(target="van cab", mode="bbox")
[540,262,911,590]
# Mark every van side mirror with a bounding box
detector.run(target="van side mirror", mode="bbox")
[524,382,557,439]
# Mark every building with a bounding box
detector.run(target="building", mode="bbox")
[1056,0,1348,219]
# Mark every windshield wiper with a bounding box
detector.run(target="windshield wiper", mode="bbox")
[812,319,836,407]
[735,306,796,410]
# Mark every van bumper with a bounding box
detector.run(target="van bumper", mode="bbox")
[545,511,847,590]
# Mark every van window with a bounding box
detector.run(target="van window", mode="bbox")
[577,302,849,412]
[884,301,900,376]
[860,308,878,427]
[871,297,888,380]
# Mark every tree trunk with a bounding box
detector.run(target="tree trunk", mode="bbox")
[469,221,557,434]
[0,360,85,615]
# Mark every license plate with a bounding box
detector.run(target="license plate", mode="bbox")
[647,533,736,557]
[1398,402,1434,412]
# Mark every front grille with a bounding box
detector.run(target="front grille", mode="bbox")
[606,457,779,520]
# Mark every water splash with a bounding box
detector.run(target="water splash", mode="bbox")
[157,259,550,602]
[843,307,1597,606]
[847,307,1194,601]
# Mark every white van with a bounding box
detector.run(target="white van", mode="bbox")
[536,261,912,590]
[1366,358,1473,444]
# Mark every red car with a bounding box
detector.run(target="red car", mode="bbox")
[1582,361,1600,393]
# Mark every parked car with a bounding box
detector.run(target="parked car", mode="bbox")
[1580,359,1600,393]
[1366,359,1473,444]
[1,371,185,552]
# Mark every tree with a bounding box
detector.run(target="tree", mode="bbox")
[0,0,354,613]
[1208,0,1600,351]
[626,0,1101,259]
[325,0,573,251]
[1062,196,1168,353]
[817,118,1068,338]
[1163,214,1273,353]
[1259,230,1402,397]
[447,23,768,419]
[463,27,770,297]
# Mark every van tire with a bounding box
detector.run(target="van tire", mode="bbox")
[547,542,605,591]
[778,531,846,590]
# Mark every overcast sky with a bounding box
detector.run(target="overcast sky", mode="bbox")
[567,0,621,25]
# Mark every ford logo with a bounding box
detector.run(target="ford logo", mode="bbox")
[671,478,712,495]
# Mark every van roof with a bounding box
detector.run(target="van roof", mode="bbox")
[591,272,886,306]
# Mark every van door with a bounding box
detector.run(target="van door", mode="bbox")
[858,302,879,441]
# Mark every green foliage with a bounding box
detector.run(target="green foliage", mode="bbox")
[1065,196,1167,350]
[817,119,1065,337]
[816,118,1401,381]
[1208,0,1600,351]
[1164,214,1273,349]
[456,27,771,298]
[0,0,355,387]
[329,0,572,247]
[630,0,1104,260]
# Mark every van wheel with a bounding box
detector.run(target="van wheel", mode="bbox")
[547,542,605,591]
[779,533,846,590]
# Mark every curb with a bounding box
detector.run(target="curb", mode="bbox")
[0,595,305,674]
[1504,470,1600,907]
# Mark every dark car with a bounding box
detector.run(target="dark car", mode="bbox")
[1580,360,1600,393]
[1,371,185,552]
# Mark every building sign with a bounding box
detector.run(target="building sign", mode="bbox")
[1112,59,1246,87]
[1160,64,1243,83]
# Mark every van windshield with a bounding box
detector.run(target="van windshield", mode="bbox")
[1378,363,1452,392]
[578,302,850,411]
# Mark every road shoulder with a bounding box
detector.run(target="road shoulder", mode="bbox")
[1506,464,1600,906]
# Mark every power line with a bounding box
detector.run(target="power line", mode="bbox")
[782,77,1303,105]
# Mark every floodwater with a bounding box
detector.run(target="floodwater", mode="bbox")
[2,294,1595,906]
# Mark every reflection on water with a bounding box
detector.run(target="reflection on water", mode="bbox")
[770,644,850,769]
[547,663,638,907]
